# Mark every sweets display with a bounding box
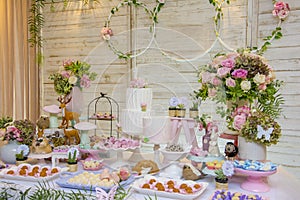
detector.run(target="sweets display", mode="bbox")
[93,136,140,150]
[90,112,115,120]
[211,190,266,200]
[132,175,209,199]
[81,160,104,170]
[0,164,62,181]
[234,160,277,171]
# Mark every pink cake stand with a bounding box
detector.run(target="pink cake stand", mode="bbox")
[235,168,277,192]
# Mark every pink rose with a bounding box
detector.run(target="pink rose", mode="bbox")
[233,114,247,130]
[158,0,165,3]
[278,9,289,19]
[201,72,212,84]
[258,83,267,91]
[233,106,251,117]
[211,77,222,86]
[221,58,235,69]
[217,67,231,78]
[211,56,227,68]
[61,71,70,78]
[231,69,248,79]
[80,74,91,88]
[274,1,289,10]
[226,77,236,87]
[208,88,217,97]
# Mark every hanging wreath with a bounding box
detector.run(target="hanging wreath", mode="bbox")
[101,0,165,60]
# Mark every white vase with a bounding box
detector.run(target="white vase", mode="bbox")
[0,140,19,164]
[238,136,266,161]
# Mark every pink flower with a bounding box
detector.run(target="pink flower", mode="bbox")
[274,1,289,11]
[158,0,165,3]
[277,9,289,19]
[211,77,222,86]
[211,56,227,68]
[208,88,217,97]
[101,27,113,40]
[61,71,70,78]
[80,74,91,88]
[198,122,204,131]
[226,77,236,87]
[233,106,251,117]
[63,59,74,66]
[273,1,290,19]
[233,114,247,130]
[221,58,235,69]
[206,122,218,133]
[201,72,212,83]
[217,67,231,78]
[258,83,267,91]
[231,69,248,79]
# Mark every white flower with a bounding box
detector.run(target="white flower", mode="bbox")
[240,80,251,91]
[68,76,78,85]
[253,73,266,85]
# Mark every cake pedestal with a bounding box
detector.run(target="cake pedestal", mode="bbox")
[235,168,277,192]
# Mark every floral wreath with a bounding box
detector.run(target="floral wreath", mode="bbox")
[240,111,281,146]
[101,0,165,60]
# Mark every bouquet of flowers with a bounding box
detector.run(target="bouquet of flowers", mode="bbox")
[49,60,97,96]
[129,78,148,88]
[195,49,284,137]
[3,119,35,146]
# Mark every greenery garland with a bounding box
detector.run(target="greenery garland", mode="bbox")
[101,0,165,60]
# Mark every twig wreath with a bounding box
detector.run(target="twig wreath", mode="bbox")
[101,0,165,60]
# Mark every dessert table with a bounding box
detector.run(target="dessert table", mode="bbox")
[0,152,299,200]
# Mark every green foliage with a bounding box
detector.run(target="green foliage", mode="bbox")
[256,27,283,55]
[209,0,231,36]
[0,116,13,129]
[13,120,36,146]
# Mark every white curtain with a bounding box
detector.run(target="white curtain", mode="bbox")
[0,0,39,121]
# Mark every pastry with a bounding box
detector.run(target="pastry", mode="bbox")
[132,160,159,175]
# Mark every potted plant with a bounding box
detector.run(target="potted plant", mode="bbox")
[214,160,234,190]
[176,97,188,118]
[67,147,79,172]
[189,101,199,119]
[168,97,178,117]
[15,144,30,165]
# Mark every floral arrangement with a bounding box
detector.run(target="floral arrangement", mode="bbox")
[214,160,234,183]
[169,96,189,109]
[195,49,284,137]
[272,1,290,19]
[240,111,281,146]
[3,119,35,146]
[67,147,79,164]
[15,144,30,161]
[129,78,148,88]
[49,60,97,96]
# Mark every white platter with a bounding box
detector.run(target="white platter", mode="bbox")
[132,175,209,200]
[0,166,68,182]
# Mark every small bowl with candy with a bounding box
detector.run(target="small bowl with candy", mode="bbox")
[81,160,104,171]
[160,144,192,162]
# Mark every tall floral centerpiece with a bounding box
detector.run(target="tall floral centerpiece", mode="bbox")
[49,60,97,114]
[195,49,284,160]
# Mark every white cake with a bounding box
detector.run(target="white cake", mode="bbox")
[121,88,153,135]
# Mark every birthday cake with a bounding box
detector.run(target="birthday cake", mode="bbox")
[121,80,153,135]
